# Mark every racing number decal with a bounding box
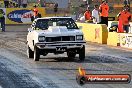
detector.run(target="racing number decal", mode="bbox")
[121,36,126,46]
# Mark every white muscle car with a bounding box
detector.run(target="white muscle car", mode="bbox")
[27,17,86,61]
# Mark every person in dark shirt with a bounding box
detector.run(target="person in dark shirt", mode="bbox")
[0,9,5,32]
[4,0,9,8]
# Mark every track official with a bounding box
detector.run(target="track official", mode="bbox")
[99,0,109,26]
[117,6,131,33]
[32,5,39,19]
[84,7,92,21]
[0,9,5,32]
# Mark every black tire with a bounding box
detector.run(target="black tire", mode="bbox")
[67,51,76,59]
[34,46,40,61]
[27,45,34,58]
[43,52,48,56]
[79,45,85,61]
[76,75,86,86]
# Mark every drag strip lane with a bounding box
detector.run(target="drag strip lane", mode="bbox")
[0,55,44,88]
[0,26,132,88]
[0,48,82,88]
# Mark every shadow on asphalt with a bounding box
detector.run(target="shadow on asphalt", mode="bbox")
[48,68,122,72]
[41,57,81,62]
[40,55,124,63]
[4,31,27,32]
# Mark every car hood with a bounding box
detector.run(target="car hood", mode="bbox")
[33,26,83,37]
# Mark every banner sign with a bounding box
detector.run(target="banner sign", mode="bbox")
[6,8,46,24]
[120,33,132,48]
[7,9,32,23]
[0,7,63,24]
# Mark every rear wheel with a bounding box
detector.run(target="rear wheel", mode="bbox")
[34,46,40,61]
[27,45,34,58]
[79,45,85,61]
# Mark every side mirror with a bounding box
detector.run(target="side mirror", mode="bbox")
[28,28,33,32]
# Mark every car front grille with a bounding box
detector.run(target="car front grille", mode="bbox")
[46,36,75,42]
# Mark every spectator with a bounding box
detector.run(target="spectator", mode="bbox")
[31,5,39,21]
[17,0,21,8]
[12,0,17,7]
[126,4,130,12]
[4,0,9,8]
[84,7,92,21]
[43,1,46,7]
[92,5,100,24]
[78,12,84,21]
[54,3,58,16]
[80,16,85,22]
[9,1,13,8]
[124,0,127,6]
[99,0,109,26]
[0,2,4,8]
[0,9,5,32]
[22,0,27,8]
[117,6,131,33]
[37,0,41,7]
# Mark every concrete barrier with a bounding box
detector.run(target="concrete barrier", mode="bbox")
[107,32,132,49]
[107,32,121,46]
[120,33,132,49]
[77,23,108,44]
[77,21,132,49]
[107,21,132,47]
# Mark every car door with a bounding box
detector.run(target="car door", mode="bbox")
[27,21,37,50]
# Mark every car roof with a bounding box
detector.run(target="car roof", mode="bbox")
[34,17,72,21]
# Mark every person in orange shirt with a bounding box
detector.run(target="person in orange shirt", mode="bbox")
[32,5,39,19]
[99,0,109,26]
[117,5,131,33]
[84,7,92,21]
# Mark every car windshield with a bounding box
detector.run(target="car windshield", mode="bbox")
[35,18,79,30]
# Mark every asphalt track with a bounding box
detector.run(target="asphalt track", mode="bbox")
[0,25,131,88]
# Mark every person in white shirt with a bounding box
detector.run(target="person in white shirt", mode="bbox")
[92,5,100,24]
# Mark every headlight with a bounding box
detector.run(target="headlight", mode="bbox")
[38,36,45,42]
[76,35,83,40]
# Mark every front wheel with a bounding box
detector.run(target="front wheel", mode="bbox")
[79,45,85,61]
[27,45,34,58]
[34,46,40,61]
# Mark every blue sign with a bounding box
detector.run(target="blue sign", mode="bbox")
[7,9,33,23]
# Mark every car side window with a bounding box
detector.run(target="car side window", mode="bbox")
[56,19,78,29]
[35,20,48,30]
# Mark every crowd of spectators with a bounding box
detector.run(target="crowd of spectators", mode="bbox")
[0,0,48,8]
[0,0,28,8]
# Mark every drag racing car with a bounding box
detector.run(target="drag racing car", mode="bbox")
[27,17,86,61]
